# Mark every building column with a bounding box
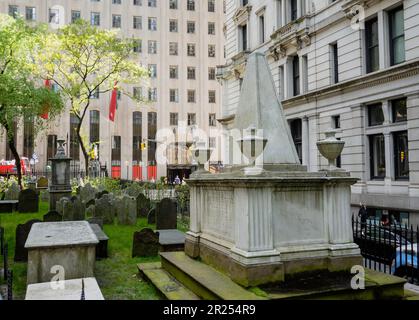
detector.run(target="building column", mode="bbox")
[297,0,302,18]
[281,0,287,27]
[308,114,318,172]
[377,10,389,70]
[349,105,367,194]
[284,56,293,99]
[407,93,419,197]
[383,132,394,185]
[302,116,309,167]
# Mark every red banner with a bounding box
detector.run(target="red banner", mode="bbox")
[109,82,118,122]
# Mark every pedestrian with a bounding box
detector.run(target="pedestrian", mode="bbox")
[358,203,368,236]
[174,175,181,185]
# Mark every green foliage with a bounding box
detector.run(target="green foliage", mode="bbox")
[175,184,190,210]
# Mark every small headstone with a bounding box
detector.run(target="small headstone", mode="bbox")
[95,194,115,225]
[40,190,50,202]
[18,189,39,213]
[79,183,97,204]
[115,195,137,225]
[136,194,151,217]
[147,208,156,224]
[89,224,109,259]
[56,197,71,215]
[132,228,160,257]
[155,198,177,230]
[36,177,48,188]
[95,190,109,200]
[88,216,103,229]
[124,184,141,198]
[43,211,62,222]
[4,183,20,201]
[62,196,85,221]
[86,199,95,208]
[14,219,42,262]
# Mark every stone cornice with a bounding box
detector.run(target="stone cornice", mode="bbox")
[233,4,252,26]
[282,59,419,109]
[216,51,250,80]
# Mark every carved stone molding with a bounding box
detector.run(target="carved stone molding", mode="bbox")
[233,5,252,26]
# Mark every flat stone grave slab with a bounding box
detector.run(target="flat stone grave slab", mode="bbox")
[89,224,109,259]
[157,229,185,252]
[25,277,104,300]
[25,221,99,284]
[0,200,18,213]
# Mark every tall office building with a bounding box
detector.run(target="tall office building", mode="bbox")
[218,0,419,225]
[0,0,225,181]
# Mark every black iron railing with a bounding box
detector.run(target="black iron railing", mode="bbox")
[352,216,419,284]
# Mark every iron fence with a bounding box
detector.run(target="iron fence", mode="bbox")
[352,216,419,284]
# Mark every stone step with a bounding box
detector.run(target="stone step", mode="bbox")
[159,252,266,300]
[138,262,200,300]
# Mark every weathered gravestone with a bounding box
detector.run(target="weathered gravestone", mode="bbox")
[79,183,97,204]
[14,219,42,262]
[95,190,109,200]
[89,223,109,259]
[56,197,71,215]
[36,177,48,189]
[40,190,50,202]
[86,205,95,219]
[86,199,95,208]
[43,211,62,222]
[115,195,137,225]
[18,189,39,213]
[147,208,156,224]
[136,194,151,218]
[94,194,115,225]
[132,228,160,257]
[62,196,85,221]
[156,198,177,230]
[4,183,20,201]
[124,184,141,198]
[87,216,103,229]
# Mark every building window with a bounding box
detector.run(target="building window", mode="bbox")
[133,87,142,99]
[47,135,57,160]
[169,66,178,79]
[389,6,405,66]
[208,0,215,12]
[292,55,300,96]
[209,113,216,126]
[25,7,36,21]
[331,43,339,84]
[70,114,80,161]
[89,110,100,145]
[187,44,196,56]
[170,0,178,9]
[187,21,195,34]
[91,12,100,26]
[148,88,157,102]
[393,131,409,180]
[169,42,178,55]
[391,98,407,123]
[112,0,122,4]
[148,0,157,7]
[368,103,384,127]
[290,0,298,21]
[209,67,216,80]
[187,113,196,126]
[148,17,157,31]
[369,134,385,180]
[148,40,157,54]
[71,10,81,23]
[187,90,196,103]
[133,112,142,163]
[259,14,265,44]
[366,17,379,73]
[134,0,142,6]
[23,118,34,158]
[208,22,215,35]
[148,64,157,78]
[332,115,341,129]
[112,15,122,28]
[111,136,121,167]
[187,67,196,80]
[170,113,179,126]
[133,16,142,29]
[133,39,142,53]
[170,19,178,32]
[209,90,216,103]
[147,112,157,163]
[209,137,216,149]
[208,45,216,58]
[49,8,60,24]
[169,89,179,103]
[289,119,302,164]
[187,0,195,11]
[8,5,19,18]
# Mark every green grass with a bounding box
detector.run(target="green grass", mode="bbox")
[0,201,164,300]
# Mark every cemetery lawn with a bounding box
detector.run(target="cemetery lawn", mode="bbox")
[0,201,161,300]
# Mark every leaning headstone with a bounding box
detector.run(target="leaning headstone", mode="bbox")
[4,182,20,201]
[155,198,177,230]
[136,194,151,218]
[14,219,42,262]
[79,183,97,204]
[36,177,48,189]
[115,195,137,225]
[90,224,109,259]
[132,228,160,257]
[56,197,71,215]
[87,216,103,229]
[18,189,39,213]
[95,194,115,225]
[40,190,50,202]
[147,208,156,224]
[62,196,85,221]
[43,211,62,222]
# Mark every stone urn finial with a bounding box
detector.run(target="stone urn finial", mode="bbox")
[236,126,268,175]
[191,140,213,173]
[55,139,67,158]
[317,129,345,171]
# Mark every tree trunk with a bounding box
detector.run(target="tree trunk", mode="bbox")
[76,126,89,176]
[7,136,22,189]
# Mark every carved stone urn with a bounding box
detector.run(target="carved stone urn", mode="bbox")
[191,140,213,173]
[317,129,345,170]
[237,127,268,175]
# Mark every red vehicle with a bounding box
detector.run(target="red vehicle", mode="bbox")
[0,157,31,176]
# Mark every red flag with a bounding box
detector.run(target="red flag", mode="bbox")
[40,79,51,119]
[109,82,118,122]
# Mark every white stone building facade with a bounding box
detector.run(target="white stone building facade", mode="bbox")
[0,0,225,182]
[218,0,419,225]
